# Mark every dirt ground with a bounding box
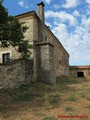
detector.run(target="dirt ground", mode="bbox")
[0,76,90,120]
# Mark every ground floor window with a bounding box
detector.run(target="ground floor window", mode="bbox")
[2,53,10,63]
[77,72,84,77]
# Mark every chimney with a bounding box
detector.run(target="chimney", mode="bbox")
[37,2,45,23]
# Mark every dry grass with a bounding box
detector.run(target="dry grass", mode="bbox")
[0,76,90,120]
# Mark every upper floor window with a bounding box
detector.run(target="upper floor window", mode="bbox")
[2,53,10,63]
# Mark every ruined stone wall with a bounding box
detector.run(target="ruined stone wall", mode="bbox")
[70,66,90,78]
[44,27,69,77]
[0,59,33,89]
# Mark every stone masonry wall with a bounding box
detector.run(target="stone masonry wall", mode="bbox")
[0,59,33,89]
[15,12,69,79]
[44,27,69,77]
[19,17,34,59]
[35,42,56,84]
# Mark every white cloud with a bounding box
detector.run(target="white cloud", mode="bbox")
[52,22,90,65]
[44,0,52,4]
[45,10,77,26]
[53,4,60,9]
[86,0,90,4]
[45,9,90,65]
[85,5,90,15]
[72,10,80,16]
[18,0,29,8]
[52,23,69,42]
[62,0,79,8]
[81,16,90,30]
[45,21,52,27]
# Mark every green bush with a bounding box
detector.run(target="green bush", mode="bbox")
[50,93,60,104]
[65,107,74,112]
[67,94,77,102]
[42,116,57,120]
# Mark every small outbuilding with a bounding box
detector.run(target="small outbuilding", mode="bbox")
[70,66,90,78]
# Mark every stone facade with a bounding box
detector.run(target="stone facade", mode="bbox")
[0,44,21,63]
[0,59,33,89]
[44,27,69,77]
[15,2,69,79]
[0,2,70,88]
[70,66,90,78]
[35,42,56,84]
[17,2,69,77]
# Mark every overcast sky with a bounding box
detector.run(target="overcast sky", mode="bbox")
[3,0,90,65]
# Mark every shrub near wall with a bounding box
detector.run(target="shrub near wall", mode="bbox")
[0,59,33,89]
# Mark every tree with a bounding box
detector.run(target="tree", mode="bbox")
[0,0,31,58]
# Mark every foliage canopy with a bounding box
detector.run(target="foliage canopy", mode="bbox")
[0,0,31,58]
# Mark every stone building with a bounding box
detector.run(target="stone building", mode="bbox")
[17,2,69,78]
[70,66,90,78]
[0,2,69,88]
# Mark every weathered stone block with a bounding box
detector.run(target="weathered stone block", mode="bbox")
[35,42,56,84]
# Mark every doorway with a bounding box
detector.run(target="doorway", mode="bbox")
[77,72,84,77]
